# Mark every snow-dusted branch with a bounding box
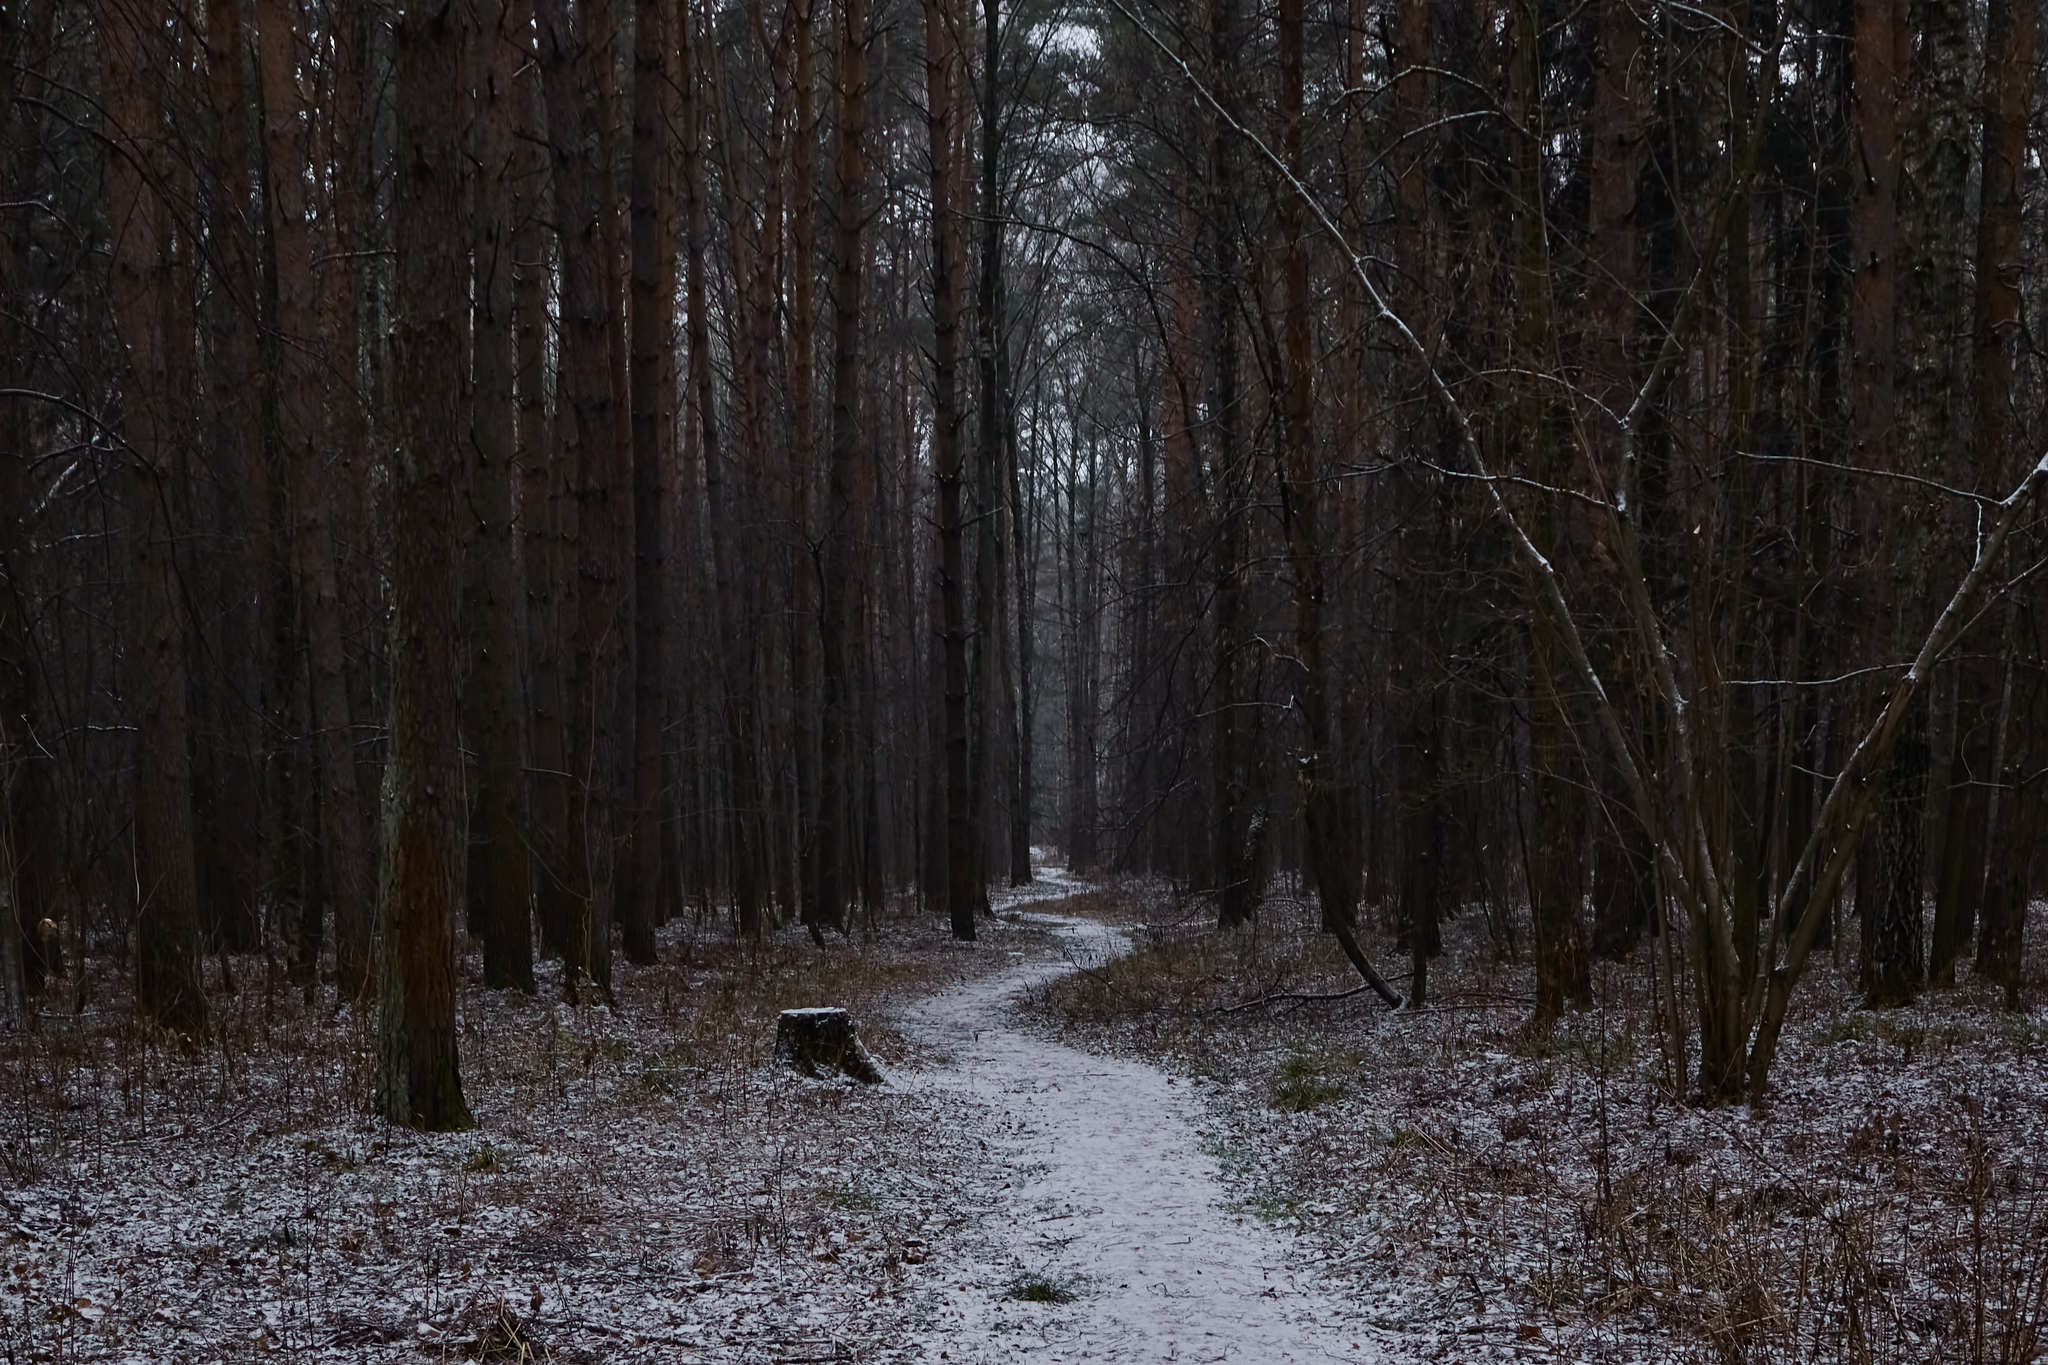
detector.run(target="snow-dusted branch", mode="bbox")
[1408,459,1617,511]
[1101,0,2048,1106]
[1749,445,2048,1092]
[1735,450,2001,506]
[1721,663,1910,689]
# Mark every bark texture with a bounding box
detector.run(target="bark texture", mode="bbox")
[380,0,475,1133]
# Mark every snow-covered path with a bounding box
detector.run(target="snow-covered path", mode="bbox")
[899,898,1369,1363]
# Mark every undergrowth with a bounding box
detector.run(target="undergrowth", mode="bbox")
[1025,886,2048,1364]
[0,900,1051,1362]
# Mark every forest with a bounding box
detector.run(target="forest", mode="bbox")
[4,0,2048,1359]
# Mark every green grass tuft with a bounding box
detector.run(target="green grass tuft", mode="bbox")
[1006,1271,1082,1304]
[1271,1047,1346,1112]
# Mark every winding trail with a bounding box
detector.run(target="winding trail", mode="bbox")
[899,895,1369,1362]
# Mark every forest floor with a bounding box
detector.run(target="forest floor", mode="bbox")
[1023,884,2048,1364]
[4,868,2048,1363]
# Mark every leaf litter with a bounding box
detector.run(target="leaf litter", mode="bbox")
[11,871,2047,1363]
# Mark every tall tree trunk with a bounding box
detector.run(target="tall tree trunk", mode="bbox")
[814,0,870,936]
[1276,0,1345,939]
[1976,622,2038,1003]
[260,0,376,999]
[1584,0,1654,962]
[1968,0,2035,997]
[1158,185,1206,888]
[1512,0,1589,1023]
[470,0,536,993]
[100,6,208,1039]
[1898,0,1971,992]
[1118,351,1157,876]
[1205,0,1253,929]
[0,0,58,1007]
[537,0,620,996]
[624,0,676,966]
[1061,418,1087,863]
[1848,0,1914,1005]
[921,0,975,940]
[690,0,764,937]
[1273,0,1393,1002]
[971,0,1017,906]
[789,0,824,940]
[515,5,572,966]
[1008,391,1034,884]
[381,0,475,1133]
[195,0,265,958]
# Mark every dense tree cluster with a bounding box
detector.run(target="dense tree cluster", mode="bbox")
[1,0,2043,1119]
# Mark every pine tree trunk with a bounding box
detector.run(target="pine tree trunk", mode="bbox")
[537,0,620,995]
[195,0,266,958]
[1967,0,2035,999]
[1846,0,1904,998]
[1276,0,1361,953]
[514,7,571,967]
[1204,0,1252,929]
[1584,0,1653,962]
[469,0,536,993]
[814,0,870,938]
[260,0,376,999]
[381,0,474,1133]
[624,0,675,966]
[1868,730,1927,1006]
[1873,0,1969,1003]
[1008,393,1035,885]
[921,0,975,940]
[689,0,764,937]
[0,0,57,1005]
[1511,3,1588,1022]
[788,0,824,941]
[101,7,208,1040]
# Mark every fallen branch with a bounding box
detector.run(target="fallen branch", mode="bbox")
[1215,984,1375,1014]
[1384,1000,1534,1018]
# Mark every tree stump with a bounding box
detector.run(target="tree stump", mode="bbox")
[775,1007,885,1084]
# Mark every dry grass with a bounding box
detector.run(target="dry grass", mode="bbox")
[1025,886,2048,1364]
[0,903,1054,1363]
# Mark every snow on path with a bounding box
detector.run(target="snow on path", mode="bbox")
[898,895,1374,1363]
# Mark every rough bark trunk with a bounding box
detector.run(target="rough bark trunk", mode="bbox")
[921,0,975,940]
[0,0,57,1005]
[1966,0,2035,998]
[1008,386,1035,885]
[971,0,1017,906]
[470,0,536,993]
[537,0,620,996]
[1276,0,1366,964]
[517,1,571,967]
[1868,730,1927,1006]
[1584,0,1654,962]
[789,0,823,940]
[261,0,376,1000]
[1511,2,1588,1023]
[195,0,266,958]
[1846,0,1906,1000]
[690,0,765,937]
[382,0,475,1132]
[1204,0,1252,930]
[814,0,870,937]
[101,6,208,1039]
[624,0,675,966]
